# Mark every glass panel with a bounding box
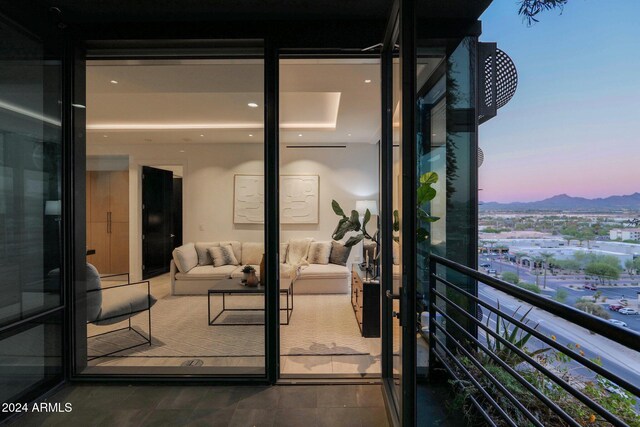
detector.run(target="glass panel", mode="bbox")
[78,54,266,375]
[278,58,381,378]
[416,37,478,423]
[392,51,402,397]
[0,311,63,409]
[0,16,63,327]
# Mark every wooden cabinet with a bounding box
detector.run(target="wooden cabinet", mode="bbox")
[86,171,129,274]
[351,266,380,338]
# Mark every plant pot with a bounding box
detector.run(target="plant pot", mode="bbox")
[246,271,259,287]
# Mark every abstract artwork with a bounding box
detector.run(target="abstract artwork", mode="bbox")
[233,175,319,224]
[233,175,264,224]
[280,175,319,224]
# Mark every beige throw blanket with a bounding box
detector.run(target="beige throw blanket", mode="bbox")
[283,238,313,282]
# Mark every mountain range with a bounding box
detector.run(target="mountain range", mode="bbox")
[480,193,640,212]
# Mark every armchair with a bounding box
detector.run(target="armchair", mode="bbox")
[86,264,156,360]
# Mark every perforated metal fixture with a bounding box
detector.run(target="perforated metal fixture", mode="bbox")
[478,43,518,124]
[494,49,518,109]
[477,147,484,168]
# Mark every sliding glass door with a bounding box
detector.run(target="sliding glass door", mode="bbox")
[0,12,65,421]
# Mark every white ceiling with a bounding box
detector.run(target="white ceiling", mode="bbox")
[86,58,381,145]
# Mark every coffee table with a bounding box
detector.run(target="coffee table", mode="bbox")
[207,278,293,326]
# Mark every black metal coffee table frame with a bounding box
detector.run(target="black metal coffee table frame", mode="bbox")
[207,278,293,326]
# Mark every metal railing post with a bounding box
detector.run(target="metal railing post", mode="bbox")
[428,255,437,377]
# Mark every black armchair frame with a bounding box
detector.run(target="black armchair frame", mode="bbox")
[87,273,152,360]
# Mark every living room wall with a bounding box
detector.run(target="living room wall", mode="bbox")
[87,142,379,280]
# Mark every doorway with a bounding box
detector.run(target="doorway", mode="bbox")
[277,58,382,378]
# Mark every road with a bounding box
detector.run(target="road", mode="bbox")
[477,284,640,390]
[478,256,640,333]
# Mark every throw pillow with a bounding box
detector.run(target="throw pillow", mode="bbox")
[307,241,331,265]
[172,243,199,273]
[209,245,239,267]
[195,242,219,265]
[329,241,352,266]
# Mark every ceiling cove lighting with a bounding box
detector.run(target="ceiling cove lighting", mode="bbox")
[86,122,336,131]
[247,102,258,108]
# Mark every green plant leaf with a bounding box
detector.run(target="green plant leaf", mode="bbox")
[333,218,355,240]
[417,185,437,205]
[331,199,347,217]
[362,209,371,229]
[419,172,438,185]
[349,210,361,232]
[344,234,365,247]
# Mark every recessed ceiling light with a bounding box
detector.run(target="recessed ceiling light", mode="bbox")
[248,102,258,108]
[110,80,118,84]
[364,79,372,83]
[200,134,204,137]
[298,134,303,137]
[348,133,352,137]
[103,135,108,138]
[179,150,185,153]
[249,134,253,137]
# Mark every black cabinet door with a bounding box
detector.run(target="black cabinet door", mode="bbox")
[142,166,173,279]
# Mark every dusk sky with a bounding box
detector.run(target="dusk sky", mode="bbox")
[478,1,640,203]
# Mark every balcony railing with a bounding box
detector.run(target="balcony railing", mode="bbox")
[428,254,640,427]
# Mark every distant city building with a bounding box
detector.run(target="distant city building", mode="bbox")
[479,237,640,268]
[610,228,640,241]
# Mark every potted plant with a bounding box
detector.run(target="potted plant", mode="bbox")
[241,265,255,283]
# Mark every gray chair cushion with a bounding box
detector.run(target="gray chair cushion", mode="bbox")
[93,285,157,326]
[86,263,102,322]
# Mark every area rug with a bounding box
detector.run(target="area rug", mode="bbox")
[87,294,376,358]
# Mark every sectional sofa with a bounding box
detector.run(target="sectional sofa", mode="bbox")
[170,240,352,295]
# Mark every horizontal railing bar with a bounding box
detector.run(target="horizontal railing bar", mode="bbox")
[434,351,499,427]
[430,254,640,351]
[432,292,630,427]
[432,334,519,427]
[431,321,549,427]
[432,274,640,397]
[432,306,588,427]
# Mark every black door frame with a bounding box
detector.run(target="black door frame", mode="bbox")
[380,0,419,425]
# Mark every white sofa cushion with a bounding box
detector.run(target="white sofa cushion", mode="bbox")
[280,243,288,263]
[173,243,199,273]
[298,263,350,280]
[209,245,239,267]
[175,265,236,280]
[195,242,220,265]
[242,242,264,265]
[307,241,331,265]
